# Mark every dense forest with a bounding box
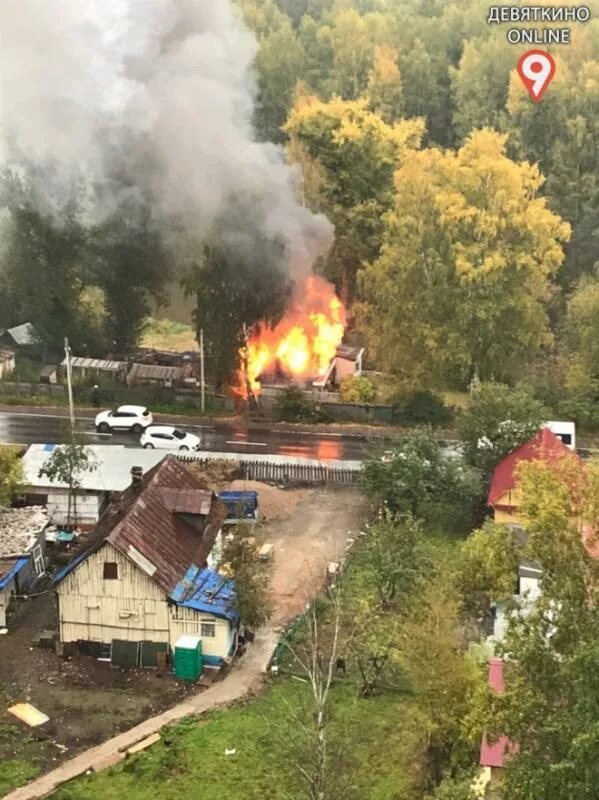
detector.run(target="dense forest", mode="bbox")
[3,0,599,422]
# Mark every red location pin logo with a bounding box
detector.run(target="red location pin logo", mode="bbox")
[517,49,556,103]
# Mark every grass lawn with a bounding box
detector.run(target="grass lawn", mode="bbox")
[52,679,419,800]
[0,760,42,797]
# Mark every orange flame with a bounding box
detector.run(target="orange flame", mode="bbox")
[243,275,346,394]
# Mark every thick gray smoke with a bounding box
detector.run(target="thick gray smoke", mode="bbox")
[0,0,332,272]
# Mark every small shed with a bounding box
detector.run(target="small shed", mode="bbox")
[127,363,184,387]
[0,348,15,379]
[0,506,48,628]
[39,364,58,384]
[62,357,127,383]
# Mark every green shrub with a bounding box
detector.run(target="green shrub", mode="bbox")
[392,390,453,427]
[339,375,376,403]
[274,386,329,423]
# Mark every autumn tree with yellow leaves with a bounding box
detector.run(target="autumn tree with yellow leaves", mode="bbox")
[358,129,571,389]
[285,95,424,298]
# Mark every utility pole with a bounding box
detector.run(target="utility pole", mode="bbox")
[64,337,75,432]
[199,328,205,413]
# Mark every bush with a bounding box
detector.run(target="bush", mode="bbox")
[555,394,599,432]
[339,375,376,403]
[391,390,453,427]
[274,386,329,423]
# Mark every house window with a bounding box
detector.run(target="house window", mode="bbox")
[103,562,119,580]
[201,622,216,638]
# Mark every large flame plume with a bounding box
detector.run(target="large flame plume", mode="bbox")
[243,275,346,394]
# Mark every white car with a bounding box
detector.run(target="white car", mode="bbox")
[140,425,201,451]
[95,405,153,434]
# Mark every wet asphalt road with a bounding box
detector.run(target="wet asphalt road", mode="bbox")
[0,410,378,462]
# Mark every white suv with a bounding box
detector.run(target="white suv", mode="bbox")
[140,425,201,451]
[95,405,153,434]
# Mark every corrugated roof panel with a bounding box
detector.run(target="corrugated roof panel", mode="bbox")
[160,488,213,516]
[170,567,238,622]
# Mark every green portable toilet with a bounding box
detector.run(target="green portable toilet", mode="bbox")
[174,635,203,681]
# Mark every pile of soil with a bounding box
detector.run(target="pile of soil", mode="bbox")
[228,479,305,521]
[188,459,242,490]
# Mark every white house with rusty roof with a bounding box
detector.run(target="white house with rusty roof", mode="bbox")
[54,456,238,668]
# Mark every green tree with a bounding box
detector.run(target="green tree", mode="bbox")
[458,522,521,621]
[483,458,599,800]
[451,35,513,141]
[38,439,97,528]
[358,130,571,388]
[253,20,306,142]
[343,512,428,697]
[285,96,423,298]
[219,524,272,630]
[361,430,481,533]
[0,446,23,507]
[399,568,482,787]
[0,193,91,354]
[89,209,170,352]
[457,382,548,478]
[563,270,599,391]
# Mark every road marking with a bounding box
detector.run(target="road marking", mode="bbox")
[225,441,268,447]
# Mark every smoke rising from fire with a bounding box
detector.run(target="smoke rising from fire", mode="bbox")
[0,0,332,271]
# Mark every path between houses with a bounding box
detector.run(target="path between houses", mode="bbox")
[3,627,279,800]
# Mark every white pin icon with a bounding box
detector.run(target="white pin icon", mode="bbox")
[517,50,556,103]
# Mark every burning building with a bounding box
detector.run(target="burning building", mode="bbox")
[241,275,349,395]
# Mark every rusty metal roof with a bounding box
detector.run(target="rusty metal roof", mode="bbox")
[160,488,213,516]
[128,363,183,381]
[55,457,227,594]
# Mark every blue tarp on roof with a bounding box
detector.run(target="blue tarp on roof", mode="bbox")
[218,491,258,521]
[0,557,28,591]
[170,566,239,623]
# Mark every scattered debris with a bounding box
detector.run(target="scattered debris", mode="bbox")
[8,702,49,726]
[259,543,273,561]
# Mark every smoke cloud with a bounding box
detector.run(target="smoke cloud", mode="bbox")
[0,0,332,272]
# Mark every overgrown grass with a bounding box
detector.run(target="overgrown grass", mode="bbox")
[52,679,416,800]
[141,318,198,353]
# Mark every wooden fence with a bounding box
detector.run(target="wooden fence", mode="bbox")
[178,456,360,486]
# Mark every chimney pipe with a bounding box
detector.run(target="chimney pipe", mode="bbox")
[131,466,143,488]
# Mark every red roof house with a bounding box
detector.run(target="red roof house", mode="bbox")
[487,428,578,524]
[479,658,515,769]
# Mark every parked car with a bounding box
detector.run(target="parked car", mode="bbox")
[95,405,153,434]
[140,425,201,451]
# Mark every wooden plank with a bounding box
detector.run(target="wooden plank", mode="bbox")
[126,733,161,755]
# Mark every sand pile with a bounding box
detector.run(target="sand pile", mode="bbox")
[228,479,305,521]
